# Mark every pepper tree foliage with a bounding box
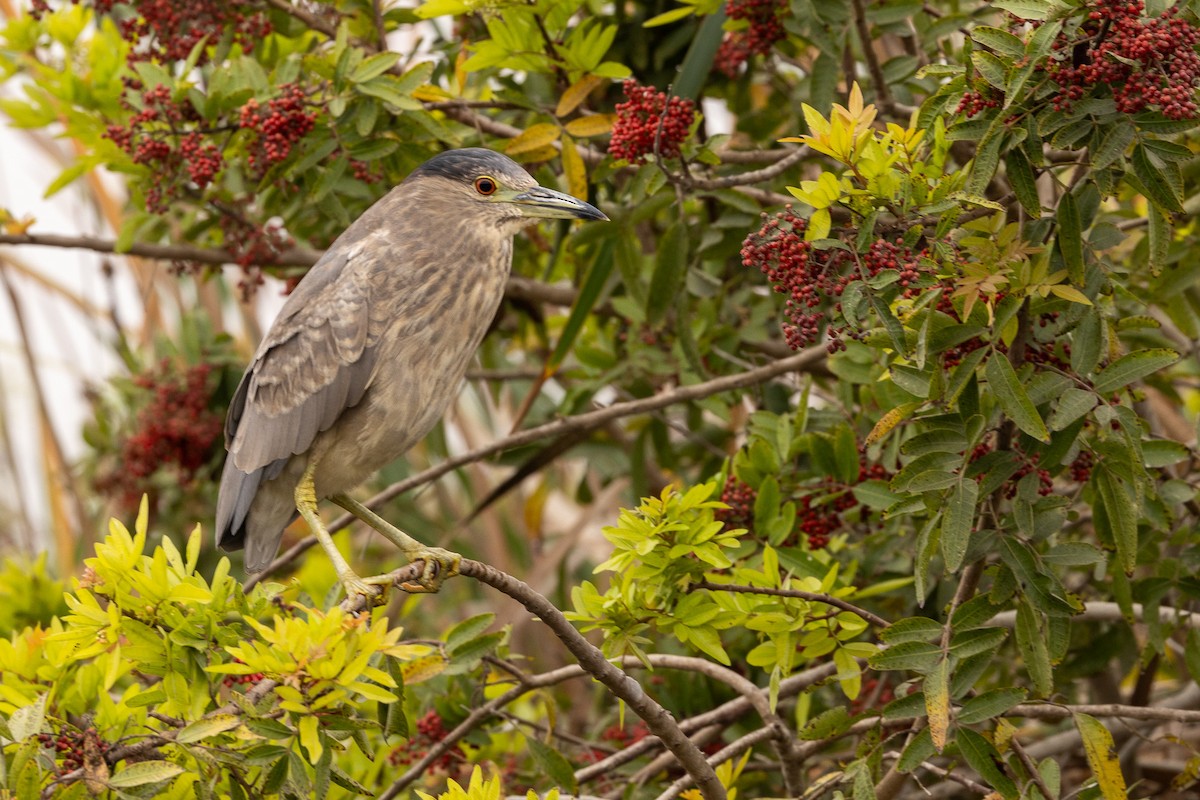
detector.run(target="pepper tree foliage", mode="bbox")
[1,0,1200,797]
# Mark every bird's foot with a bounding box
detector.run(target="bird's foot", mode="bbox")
[339,572,394,607]
[399,546,461,593]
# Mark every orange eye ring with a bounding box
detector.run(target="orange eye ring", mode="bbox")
[474,176,498,195]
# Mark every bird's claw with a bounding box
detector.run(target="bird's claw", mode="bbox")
[340,573,393,607]
[399,547,461,593]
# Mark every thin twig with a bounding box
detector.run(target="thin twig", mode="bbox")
[694,580,890,629]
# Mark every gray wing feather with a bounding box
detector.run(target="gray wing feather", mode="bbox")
[229,243,387,474]
[216,240,389,552]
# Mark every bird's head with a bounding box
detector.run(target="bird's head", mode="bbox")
[406,148,607,234]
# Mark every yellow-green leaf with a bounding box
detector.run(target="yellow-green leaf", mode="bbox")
[924,657,950,752]
[556,75,603,117]
[866,402,921,446]
[1074,712,1127,800]
[506,123,561,155]
[298,715,323,763]
[565,114,615,137]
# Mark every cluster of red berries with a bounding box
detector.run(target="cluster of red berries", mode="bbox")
[239,84,319,175]
[104,83,216,211]
[714,0,787,77]
[715,475,757,532]
[1044,0,1200,119]
[797,461,890,549]
[956,89,1002,118]
[70,0,272,65]
[743,209,940,351]
[387,711,464,774]
[36,728,108,774]
[608,80,696,164]
[1069,450,1094,483]
[221,659,266,690]
[93,360,223,512]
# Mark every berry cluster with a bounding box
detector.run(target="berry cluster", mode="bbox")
[714,0,787,77]
[849,676,896,715]
[36,728,109,775]
[387,711,464,774]
[104,84,219,212]
[956,88,1002,118]
[221,659,266,690]
[1044,0,1200,119]
[969,440,1054,498]
[742,209,940,351]
[1069,450,1094,483]
[715,475,757,532]
[93,360,223,513]
[797,461,891,549]
[239,84,319,176]
[608,80,696,164]
[78,0,271,65]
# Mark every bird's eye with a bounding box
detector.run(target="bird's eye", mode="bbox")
[474,176,498,195]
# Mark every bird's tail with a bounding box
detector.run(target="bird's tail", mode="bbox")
[216,457,295,574]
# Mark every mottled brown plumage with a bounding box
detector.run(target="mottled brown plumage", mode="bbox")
[216,149,605,598]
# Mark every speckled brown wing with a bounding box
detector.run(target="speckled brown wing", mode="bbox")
[215,239,389,553]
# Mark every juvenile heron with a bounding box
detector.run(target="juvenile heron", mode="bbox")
[216,148,606,601]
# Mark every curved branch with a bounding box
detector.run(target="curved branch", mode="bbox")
[439,560,726,800]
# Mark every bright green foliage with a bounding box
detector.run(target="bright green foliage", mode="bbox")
[2,0,1200,796]
[0,501,501,799]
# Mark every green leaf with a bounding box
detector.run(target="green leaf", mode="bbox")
[527,738,579,793]
[1071,308,1103,376]
[445,613,496,651]
[349,51,402,83]
[870,641,941,672]
[1131,143,1184,213]
[646,222,688,326]
[971,50,1008,90]
[1004,149,1041,216]
[992,0,1068,19]
[1049,387,1097,431]
[176,714,242,744]
[1057,190,1085,283]
[548,242,613,373]
[1092,121,1135,170]
[971,26,1025,58]
[107,761,186,788]
[896,727,936,772]
[1015,600,1052,697]
[800,706,851,740]
[1142,439,1190,467]
[870,294,908,355]
[1096,469,1138,575]
[1074,713,1128,800]
[957,687,1027,724]
[985,353,1050,442]
[957,728,1019,799]
[1091,348,1180,394]
[941,479,978,573]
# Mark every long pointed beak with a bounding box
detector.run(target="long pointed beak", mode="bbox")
[509,186,608,221]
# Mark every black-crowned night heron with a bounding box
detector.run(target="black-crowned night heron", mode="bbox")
[216,148,606,601]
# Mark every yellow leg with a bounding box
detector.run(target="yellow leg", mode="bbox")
[329,493,460,593]
[294,460,392,605]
